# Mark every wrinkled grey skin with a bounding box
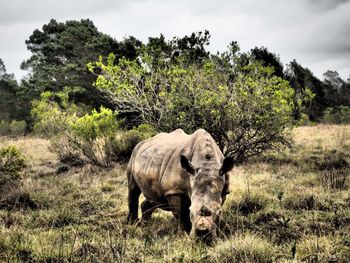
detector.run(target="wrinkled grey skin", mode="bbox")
[126,129,234,241]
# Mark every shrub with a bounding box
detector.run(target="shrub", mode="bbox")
[0,146,27,208]
[0,146,25,185]
[112,124,156,162]
[32,91,122,167]
[0,120,26,136]
[9,120,26,136]
[67,106,121,167]
[49,135,84,167]
[31,89,81,136]
[0,120,11,135]
[32,90,156,166]
[89,54,304,163]
[322,106,350,124]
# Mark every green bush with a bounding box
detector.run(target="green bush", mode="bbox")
[31,89,81,136]
[112,124,156,162]
[89,54,303,162]
[32,90,155,167]
[322,106,350,124]
[0,120,11,135]
[0,146,26,201]
[48,107,121,167]
[0,120,26,136]
[0,146,25,180]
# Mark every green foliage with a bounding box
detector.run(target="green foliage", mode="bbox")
[90,53,298,162]
[0,120,26,136]
[53,107,120,167]
[19,19,142,114]
[286,60,329,121]
[0,146,25,179]
[111,124,156,162]
[250,46,284,78]
[31,87,155,166]
[0,59,29,123]
[322,106,350,124]
[31,88,88,136]
[0,146,25,197]
[71,107,119,141]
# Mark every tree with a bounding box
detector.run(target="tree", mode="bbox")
[171,30,211,65]
[141,31,211,68]
[20,19,142,109]
[0,59,28,121]
[323,70,345,90]
[250,46,284,78]
[89,53,297,163]
[285,60,327,121]
[323,70,350,107]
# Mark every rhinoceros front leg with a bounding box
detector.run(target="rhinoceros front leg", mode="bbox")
[127,174,141,224]
[167,194,192,233]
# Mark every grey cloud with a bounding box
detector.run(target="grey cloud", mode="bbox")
[0,0,349,79]
[0,0,135,25]
[306,0,350,11]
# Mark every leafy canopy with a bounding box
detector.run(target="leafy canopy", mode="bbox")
[89,52,298,162]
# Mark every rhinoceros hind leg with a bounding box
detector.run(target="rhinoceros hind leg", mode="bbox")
[127,175,141,224]
[167,194,192,233]
[141,200,158,222]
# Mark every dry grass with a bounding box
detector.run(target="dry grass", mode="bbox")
[1,125,350,262]
[293,124,350,151]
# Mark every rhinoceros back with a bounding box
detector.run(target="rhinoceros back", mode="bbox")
[127,129,225,202]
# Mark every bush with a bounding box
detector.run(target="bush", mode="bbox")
[0,146,27,207]
[47,107,121,167]
[32,90,156,167]
[89,54,302,163]
[31,89,81,136]
[0,120,26,136]
[66,106,121,167]
[112,124,156,162]
[0,120,11,135]
[322,106,350,124]
[0,146,25,184]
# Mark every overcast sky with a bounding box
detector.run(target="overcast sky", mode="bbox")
[0,0,349,80]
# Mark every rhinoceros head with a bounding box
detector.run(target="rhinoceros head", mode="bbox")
[180,155,234,242]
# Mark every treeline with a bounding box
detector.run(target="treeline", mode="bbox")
[1,18,349,134]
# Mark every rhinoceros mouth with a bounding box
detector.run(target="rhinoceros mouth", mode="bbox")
[195,228,211,237]
[195,228,215,243]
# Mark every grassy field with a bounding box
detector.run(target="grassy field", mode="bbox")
[1,125,350,262]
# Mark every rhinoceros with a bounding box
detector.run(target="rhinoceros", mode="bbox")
[126,128,234,240]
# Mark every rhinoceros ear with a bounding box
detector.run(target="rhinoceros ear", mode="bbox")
[180,155,195,175]
[221,156,234,174]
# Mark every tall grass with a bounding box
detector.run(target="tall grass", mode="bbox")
[1,125,350,262]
